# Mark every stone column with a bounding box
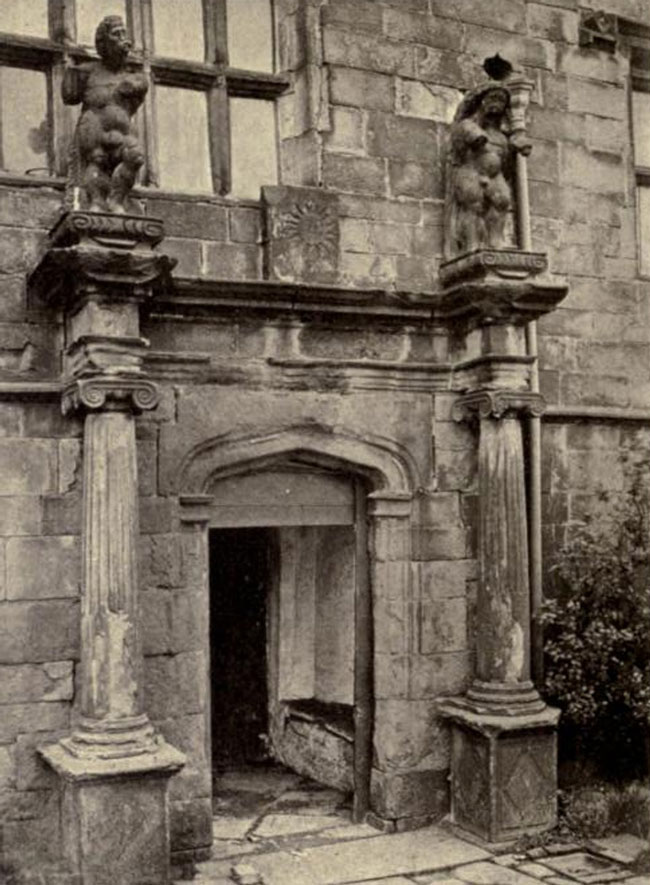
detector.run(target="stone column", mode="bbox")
[63,379,162,756]
[460,390,547,713]
[439,389,559,844]
[30,211,184,885]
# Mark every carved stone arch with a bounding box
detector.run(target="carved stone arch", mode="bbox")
[177,424,418,496]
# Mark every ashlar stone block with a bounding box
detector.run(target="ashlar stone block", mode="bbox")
[7,536,80,600]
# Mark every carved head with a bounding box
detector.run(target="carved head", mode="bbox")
[454,86,510,124]
[95,15,130,66]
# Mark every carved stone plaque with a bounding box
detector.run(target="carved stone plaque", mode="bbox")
[262,185,339,284]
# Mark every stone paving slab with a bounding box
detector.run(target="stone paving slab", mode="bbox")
[253,813,345,838]
[452,861,546,884]
[209,841,266,861]
[317,822,383,841]
[242,826,490,885]
[589,835,648,865]
[541,852,629,883]
[212,817,259,840]
[516,861,555,878]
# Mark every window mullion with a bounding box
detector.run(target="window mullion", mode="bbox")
[205,0,227,65]
[208,76,230,195]
[138,0,159,187]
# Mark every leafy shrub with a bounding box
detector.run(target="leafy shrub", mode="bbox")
[559,782,650,841]
[542,468,650,781]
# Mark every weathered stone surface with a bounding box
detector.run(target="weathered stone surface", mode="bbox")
[329,66,394,111]
[0,661,73,704]
[419,597,467,653]
[0,702,70,742]
[7,536,80,600]
[453,862,544,884]
[374,699,450,771]
[263,186,340,284]
[254,813,342,838]
[62,777,171,885]
[0,439,56,494]
[323,27,416,78]
[0,600,79,663]
[0,496,41,535]
[247,825,489,885]
[170,796,213,852]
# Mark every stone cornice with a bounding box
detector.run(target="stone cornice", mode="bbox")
[62,376,160,415]
[452,389,546,421]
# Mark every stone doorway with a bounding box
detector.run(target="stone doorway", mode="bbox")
[210,527,276,769]
[206,466,371,818]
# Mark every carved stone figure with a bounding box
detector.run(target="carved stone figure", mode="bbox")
[63,16,147,213]
[444,85,531,258]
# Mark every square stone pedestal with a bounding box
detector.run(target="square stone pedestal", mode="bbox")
[439,702,560,844]
[40,740,185,885]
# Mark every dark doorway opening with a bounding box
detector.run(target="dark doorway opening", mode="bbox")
[209,528,275,769]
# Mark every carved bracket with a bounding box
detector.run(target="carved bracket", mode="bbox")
[62,377,160,415]
[28,212,175,309]
[452,389,545,422]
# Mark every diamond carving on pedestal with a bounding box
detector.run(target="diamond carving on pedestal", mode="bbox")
[500,735,555,829]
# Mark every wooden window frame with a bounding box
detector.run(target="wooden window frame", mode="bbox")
[622,17,650,278]
[0,0,289,196]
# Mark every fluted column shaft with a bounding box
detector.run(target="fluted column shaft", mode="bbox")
[60,378,160,758]
[80,409,144,724]
[476,415,530,685]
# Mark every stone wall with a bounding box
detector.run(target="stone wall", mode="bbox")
[1,0,650,876]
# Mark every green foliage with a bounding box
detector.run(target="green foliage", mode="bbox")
[542,467,650,780]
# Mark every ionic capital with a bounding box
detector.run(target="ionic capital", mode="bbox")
[62,376,160,415]
[452,389,545,422]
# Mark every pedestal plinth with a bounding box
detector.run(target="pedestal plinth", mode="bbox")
[437,700,559,844]
[31,212,184,883]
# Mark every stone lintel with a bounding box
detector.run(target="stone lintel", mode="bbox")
[28,211,175,309]
[39,736,186,783]
[452,389,545,422]
[367,491,413,519]
[62,376,160,415]
[437,250,567,331]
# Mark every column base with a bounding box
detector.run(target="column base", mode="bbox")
[39,738,185,885]
[439,695,560,844]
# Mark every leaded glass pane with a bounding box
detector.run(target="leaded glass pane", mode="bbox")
[227,0,274,72]
[156,85,211,193]
[0,67,50,176]
[633,91,650,169]
[0,1,48,39]
[229,97,277,199]
[152,0,205,61]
